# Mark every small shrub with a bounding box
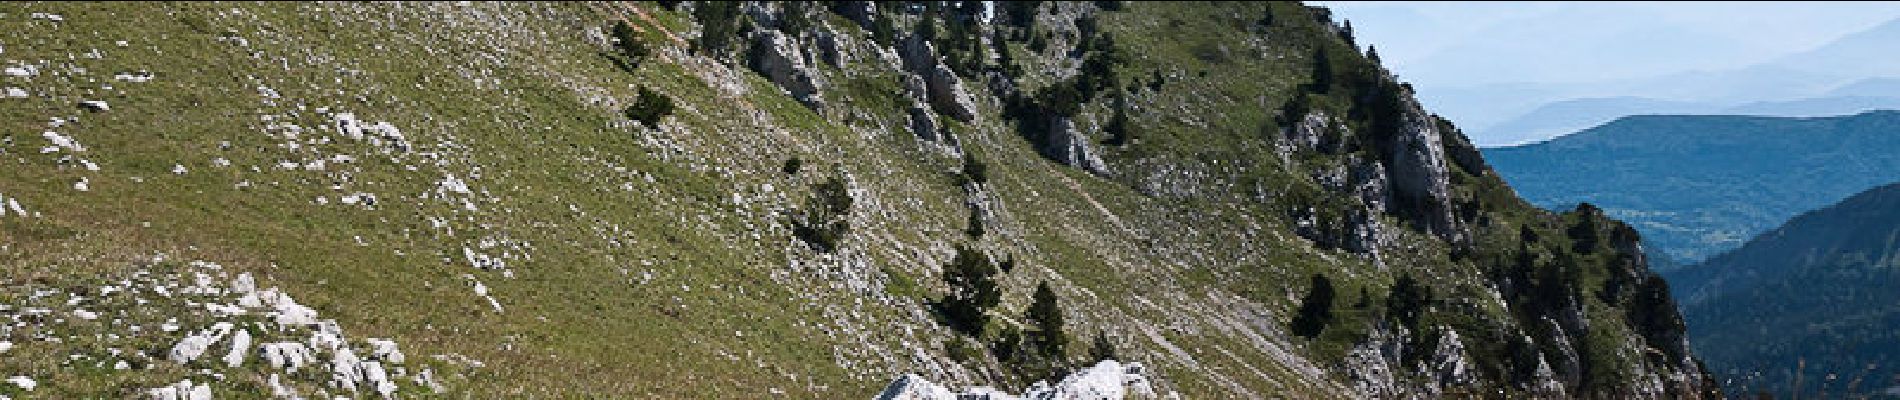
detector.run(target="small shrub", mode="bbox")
[693,1,742,56]
[965,208,986,237]
[1088,332,1118,362]
[611,21,649,67]
[961,153,989,185]
[781,157,803,175]
[625,87,676,128]
[793,176,853,252]
[1386,274,1432,329]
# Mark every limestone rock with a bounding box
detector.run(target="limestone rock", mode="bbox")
[1039,115,1109,175]
[925,64,977,122]
[1384,96,1460,241]
[750,30,824,111]
[874,360,1160,400]
[899,34,976,122]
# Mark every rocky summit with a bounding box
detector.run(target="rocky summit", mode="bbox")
[0,2,1712,398]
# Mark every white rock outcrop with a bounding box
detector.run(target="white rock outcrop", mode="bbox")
[146,379,211,400]
[874,360,1158,400]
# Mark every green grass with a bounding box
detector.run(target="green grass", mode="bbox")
[0,1,1703,398]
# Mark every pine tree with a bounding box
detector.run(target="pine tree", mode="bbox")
[1290,273,1336,338]
[693,1,742,56]
[1027,282,1068,360]
[624,86,675,128]
[939,246,1002,336]
[1387,274,1432,328]
[611,21,649,67]
[1308,47,1333,94]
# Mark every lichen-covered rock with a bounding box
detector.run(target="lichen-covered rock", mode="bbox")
[750,30,824,111]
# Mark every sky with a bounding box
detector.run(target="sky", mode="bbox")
[1312,2,1900,145]
[1314,2,1900,87]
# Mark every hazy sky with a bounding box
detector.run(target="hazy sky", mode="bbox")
[1314,2,1900,88]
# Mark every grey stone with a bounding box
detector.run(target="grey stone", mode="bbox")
[750,30,825,111]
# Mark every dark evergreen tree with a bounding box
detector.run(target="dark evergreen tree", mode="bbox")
[1386,274,1431,328]
[781,157,803,175]
[965,208,985,237]
[939,246,1002,336]
[611,21,649,67]
[1568,203,1602,254]
[624,86,675,128]
[1308,47,1333,94]
[1290,273,1336,338]
[1027,282,1069,360]
[693,1,743,56]
[961,153,989,184]
[792,175,855,253]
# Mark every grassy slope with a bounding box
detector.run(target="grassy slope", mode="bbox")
[0,1,1699,398]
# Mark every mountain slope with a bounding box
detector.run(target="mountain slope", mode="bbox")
[0,2,1711,398]
[1484,111,1900,264]
[1673,183,1900,397]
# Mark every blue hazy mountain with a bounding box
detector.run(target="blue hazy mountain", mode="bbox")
[1484,110,1900,264]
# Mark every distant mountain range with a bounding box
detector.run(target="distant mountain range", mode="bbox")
[1475,91,1900,147]
[1438,17,1900,146]
[1671,183,1900,397]
[1484,110,1900,264]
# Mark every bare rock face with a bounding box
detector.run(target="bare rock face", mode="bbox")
[1041,115,1109,175]
[814,25,845,67]
[1344,322,1407,398]
[1385,96,1459,241]
[1283,111,1341,155]
[833,1,877,30]
[1423,327,1475,394]
[899,34,977,123]
[903,75,939,142]
[750,30,824,111]
[925,64,977,122]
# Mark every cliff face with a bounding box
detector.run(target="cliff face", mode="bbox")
[0,1,1710,398]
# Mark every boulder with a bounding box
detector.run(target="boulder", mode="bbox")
[925,64,977,122]
[1039,115,1109,175]
[750,30,825,111]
